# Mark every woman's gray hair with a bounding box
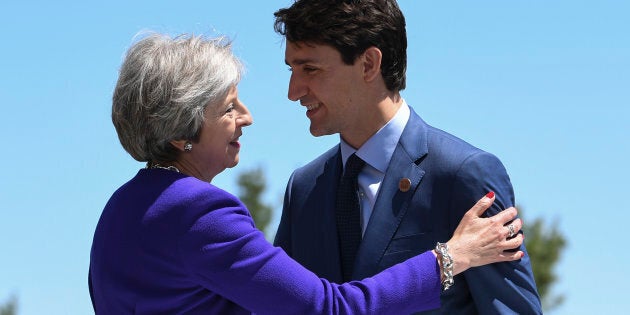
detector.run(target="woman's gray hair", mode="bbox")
[112,32,243,162]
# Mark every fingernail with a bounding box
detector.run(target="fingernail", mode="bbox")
[520,252,525,259]
[485,191,495,198]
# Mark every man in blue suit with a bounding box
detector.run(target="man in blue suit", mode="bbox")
[273,1,542,314]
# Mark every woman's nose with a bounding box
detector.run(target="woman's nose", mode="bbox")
[238,103,253,126]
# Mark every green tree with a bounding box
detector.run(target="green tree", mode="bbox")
[236,166,274,240]
[521,208,567,312]
[0,294,17,315]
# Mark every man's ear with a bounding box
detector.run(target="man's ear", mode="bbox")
[170,140,187,151]
[362,46,383,83]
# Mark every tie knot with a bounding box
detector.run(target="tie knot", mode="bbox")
[343,153,365,178]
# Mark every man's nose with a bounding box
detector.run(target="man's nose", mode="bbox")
[287,73,306,102]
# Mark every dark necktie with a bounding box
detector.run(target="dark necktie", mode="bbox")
[335,153,366,281]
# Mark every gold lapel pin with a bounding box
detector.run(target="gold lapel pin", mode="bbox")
[398,178,412,192]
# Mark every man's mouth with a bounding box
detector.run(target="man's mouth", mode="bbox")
[305,103,321,111]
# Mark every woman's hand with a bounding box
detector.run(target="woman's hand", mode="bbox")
[444,192,524,277]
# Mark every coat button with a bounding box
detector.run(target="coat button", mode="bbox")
[398,178,412,192]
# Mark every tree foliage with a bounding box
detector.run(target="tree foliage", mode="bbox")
[0,294,17,315]
[521,208,567,312]
[236,166,274,240]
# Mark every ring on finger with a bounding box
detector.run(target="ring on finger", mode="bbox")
[507,224,516,238]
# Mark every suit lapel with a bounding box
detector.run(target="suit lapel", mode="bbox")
[353,109,430,279]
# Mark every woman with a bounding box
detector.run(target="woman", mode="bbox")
[89,33,524,314]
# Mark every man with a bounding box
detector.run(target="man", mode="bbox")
[273,0,542,314]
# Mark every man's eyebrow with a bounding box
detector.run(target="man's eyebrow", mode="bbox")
[285,58,315,66]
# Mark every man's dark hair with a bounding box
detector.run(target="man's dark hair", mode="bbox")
[274,0,407,91]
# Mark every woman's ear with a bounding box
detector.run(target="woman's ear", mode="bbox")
[362,46,383,83]
[170,140,187,152]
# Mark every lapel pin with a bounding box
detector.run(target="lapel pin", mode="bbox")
[398,178,412,192]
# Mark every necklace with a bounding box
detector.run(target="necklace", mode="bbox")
[149,163,180,173]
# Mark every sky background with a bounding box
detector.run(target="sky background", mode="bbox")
[1,0,628,314]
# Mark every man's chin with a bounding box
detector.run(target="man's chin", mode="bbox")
[309,128,332,137]
[310,122,339,137]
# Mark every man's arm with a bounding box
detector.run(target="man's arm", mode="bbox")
[450,151,542,314]
[273,172,295,255]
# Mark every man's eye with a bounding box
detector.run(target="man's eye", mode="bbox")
[226,104,234,113]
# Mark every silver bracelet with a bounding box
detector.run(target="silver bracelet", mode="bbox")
[435,242,454,290]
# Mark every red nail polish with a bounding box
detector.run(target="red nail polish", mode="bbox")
[485,191,495,198]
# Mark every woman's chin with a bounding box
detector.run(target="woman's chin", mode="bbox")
[228,157,240,168]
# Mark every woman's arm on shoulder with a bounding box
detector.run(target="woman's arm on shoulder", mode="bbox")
[176,188,441,314]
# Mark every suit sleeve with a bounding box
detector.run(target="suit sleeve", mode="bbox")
[449,151,542,315]
[273,171,295,254]
[177,190,442,314]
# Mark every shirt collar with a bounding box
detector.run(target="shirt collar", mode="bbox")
[340,100,410,172]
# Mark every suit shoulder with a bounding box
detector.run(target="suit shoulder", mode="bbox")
[400,122,506,180]
[424,124,502,161]
[292,144,339,176]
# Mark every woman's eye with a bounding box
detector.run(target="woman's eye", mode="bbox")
[225,104,234,114]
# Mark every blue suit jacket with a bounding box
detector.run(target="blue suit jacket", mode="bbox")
[275,108,542,314]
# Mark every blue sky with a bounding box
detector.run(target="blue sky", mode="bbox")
[1,0,628,314]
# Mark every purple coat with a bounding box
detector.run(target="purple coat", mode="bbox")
[89,168,441,314]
